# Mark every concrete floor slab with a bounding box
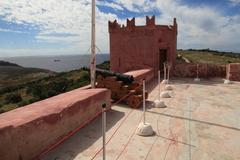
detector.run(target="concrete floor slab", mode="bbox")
[42,78,240,160]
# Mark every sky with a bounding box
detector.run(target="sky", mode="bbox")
[0,0,240,57]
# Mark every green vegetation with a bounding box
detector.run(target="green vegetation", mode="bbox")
[177,49,240,65]
[4,93,22,104]
[96,61,110,70]
[0,60,110,113]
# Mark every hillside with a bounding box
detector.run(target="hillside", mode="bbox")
[0,61,55,88]
[177,49,240,65]
[0,60,21,67]
[0,61,110,113]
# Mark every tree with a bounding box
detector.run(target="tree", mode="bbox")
[5,93,22,104]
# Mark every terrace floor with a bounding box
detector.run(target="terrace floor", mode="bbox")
[42,78,240,160]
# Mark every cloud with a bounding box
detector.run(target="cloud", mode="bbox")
[229,0,240,5]
[0,28,28,34]
[0,0,240,57]
[114,0,157,12]
[110,0,240,52]
[36,34,81,44]
[0,0,118,55]
[97,1,124,11]
[154,0,240,51]
[0,47,79,57]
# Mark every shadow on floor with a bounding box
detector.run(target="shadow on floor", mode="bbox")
[170,77,226,86]
[147,110,240,131]
[146,77,228,92]
[42,109,125,160]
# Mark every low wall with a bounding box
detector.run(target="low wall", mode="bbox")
[226,63,240,81]
[0,88,111,160]
[173,63,226,78]
[125,68,154,82]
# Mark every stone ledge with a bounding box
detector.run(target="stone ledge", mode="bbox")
[0,88,111,160]
[125,68,154,82]
[227,63,240,81]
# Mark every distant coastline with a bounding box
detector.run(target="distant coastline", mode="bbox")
[1,54,109,72]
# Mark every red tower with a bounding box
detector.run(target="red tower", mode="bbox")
[108,16,178,76]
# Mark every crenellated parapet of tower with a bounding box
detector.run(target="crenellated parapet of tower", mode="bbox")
[108,20,121,30]
[127,17,135,28]
[108,15,177,34]
[146,16,155,26]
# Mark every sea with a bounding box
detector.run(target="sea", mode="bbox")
[1,54,109,72]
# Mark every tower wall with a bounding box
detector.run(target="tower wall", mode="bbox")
[109,16,178,76]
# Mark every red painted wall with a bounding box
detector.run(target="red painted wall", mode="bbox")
[0,88,111,160]
[226,63,240,81]
[109,16,177,76]
[173,63,226,78]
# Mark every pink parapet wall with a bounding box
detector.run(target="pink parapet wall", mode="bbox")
[109,16,177,76]
[0,88,111,160]
[226,63,240,81]
[174,63,226,78]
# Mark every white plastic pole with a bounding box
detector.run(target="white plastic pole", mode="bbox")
[102,104,106,160]
[90,0,96,88]
[158,70,161,101]
[143,79,146,124]
[164,63,166,80]
[167,65,171,84]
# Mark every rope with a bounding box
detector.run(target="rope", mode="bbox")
[90,109,134,160]
[143,80,175,160]
[35,108,108,159]
[90,82,142,160]
[36,82,143,159]
[115,113,144,160]
[144,136,158,160]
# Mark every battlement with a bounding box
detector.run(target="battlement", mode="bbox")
[108,20,121,30]
[127,18,135,28]
[146,16,155,26]
[108,15,177,32]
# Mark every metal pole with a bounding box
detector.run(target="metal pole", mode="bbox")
[158,70,161,101]
[102,104,106,160]
[143,79,146,124]
[90,0,96,88]
[196,64,199,79]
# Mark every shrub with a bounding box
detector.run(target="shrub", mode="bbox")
[81,72,90,81]
[96,61,110,70]
[0,109,4,114]
[28,97,40,104]
[27,84,48,99]
[47,90,57,97]
[48,78,69,93]
[4,93,22,104]
[18,100,29,107]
